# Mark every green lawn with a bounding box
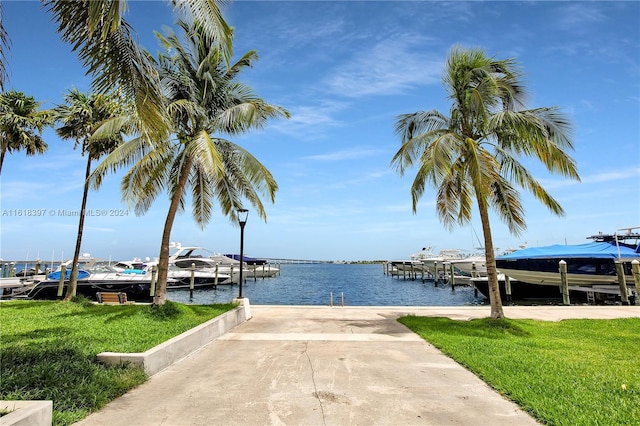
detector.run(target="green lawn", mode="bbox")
[0,299,236,425]
[398,316,640,426]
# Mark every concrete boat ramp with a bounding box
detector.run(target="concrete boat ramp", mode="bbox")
[76,303,639,426]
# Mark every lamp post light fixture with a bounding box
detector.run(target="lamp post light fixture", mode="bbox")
[237,209,249,298]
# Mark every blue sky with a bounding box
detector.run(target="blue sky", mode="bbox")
[1,1,639,263]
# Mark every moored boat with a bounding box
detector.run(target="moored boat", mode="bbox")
[496,242,639,287]
[25,274,154,302]
[491,230,640,299]
[446,255,487,277]
[169,245,279,280]
[470,274,563,300]
[23,257,158,302]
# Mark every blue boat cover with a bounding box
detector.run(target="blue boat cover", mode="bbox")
[223,254,267,265]
[497,241,640,260]
[47,269,91,280]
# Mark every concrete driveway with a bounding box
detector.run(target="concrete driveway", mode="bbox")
[76,304,640,425]
[72,304,582,425]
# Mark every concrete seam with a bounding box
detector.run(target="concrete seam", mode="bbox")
[304,341,327,426]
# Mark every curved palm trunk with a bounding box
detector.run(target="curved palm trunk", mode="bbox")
[154,157,194,306]
[476,195,505,319]
[0,143,6,175]
[64,155,92,301]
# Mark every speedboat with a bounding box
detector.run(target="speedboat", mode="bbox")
[493,230,640,298]
[24,257,158,302]
[420,249,467,276]
[446,255,487,278]
[169,245,279,280]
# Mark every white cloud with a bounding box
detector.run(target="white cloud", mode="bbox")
[325,35,443,98]
[540,167,640,189]
[556,3,606,28]
[302,148,383,162]
[270,101,347,139]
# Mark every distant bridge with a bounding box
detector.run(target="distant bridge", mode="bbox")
[261,258,334,264]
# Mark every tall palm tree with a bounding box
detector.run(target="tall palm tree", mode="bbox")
[43,0,234,143]
[53,89,126,300]
[0,90,50,174]
[391,46,580,319]
[91,20,289,305]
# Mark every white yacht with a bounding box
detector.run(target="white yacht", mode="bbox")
[169,244,279,280]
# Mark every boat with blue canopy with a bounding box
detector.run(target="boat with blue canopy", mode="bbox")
[495,236,639,288]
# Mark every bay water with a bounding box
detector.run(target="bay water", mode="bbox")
[168,263,488,306]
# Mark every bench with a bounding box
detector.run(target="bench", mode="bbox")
[96,292,130,304]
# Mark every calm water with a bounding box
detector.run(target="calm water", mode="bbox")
[168,263,488,306]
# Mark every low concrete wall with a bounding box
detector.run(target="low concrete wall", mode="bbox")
[0,400,52,426]
[97,298,251,375]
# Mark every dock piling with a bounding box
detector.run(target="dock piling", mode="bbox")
[449,263,455,290]
[57,264,66,297]
[150,265,157,297]
[615,261,629,305]
[632,260,640,292]
[434,262,439,287]
[559,260,570,305]
[190,263,195,298]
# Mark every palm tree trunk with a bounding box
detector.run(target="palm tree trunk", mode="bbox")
[0,142,6,174]
[64,155,92,301]
[153,156,194,306]
[476,194,505,319]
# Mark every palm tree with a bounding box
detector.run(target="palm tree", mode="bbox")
[53,89,126,300]
[0,90,50,174]
[91,20,289,305]
[391,46,580,319]
[43,0,234,143]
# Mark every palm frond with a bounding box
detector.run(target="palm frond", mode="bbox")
[488,176,527,236]
[394,110,449,143]
[120,147,174,215]
[189,164,215,227]
[90,136,170,190]
[169,0,233,64]
[185,129,224,179]
[44,1,170,142]
[214,99,289,135]
[0,3,10,91]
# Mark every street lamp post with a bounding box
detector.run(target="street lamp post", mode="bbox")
[237,209,249,298]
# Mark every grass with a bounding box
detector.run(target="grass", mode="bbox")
[398,316,640,426]
[0,298,236,425]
